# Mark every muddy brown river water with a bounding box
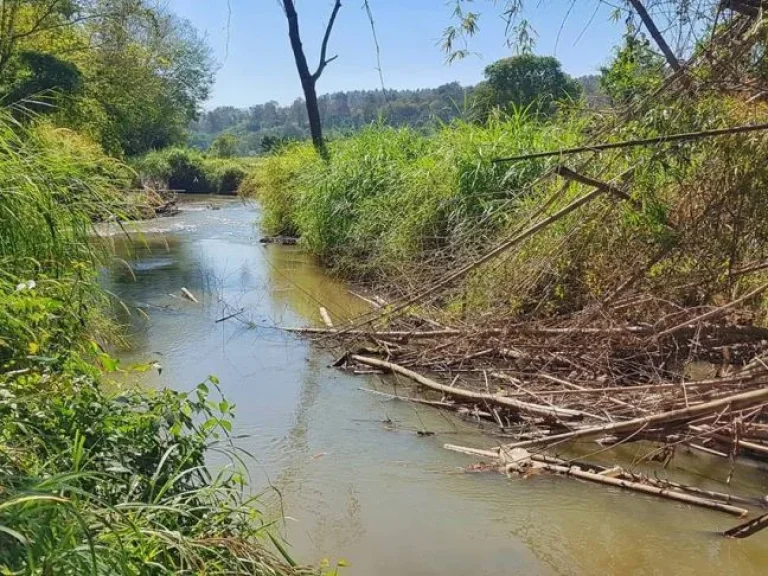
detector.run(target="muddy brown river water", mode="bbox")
[102,196,768,575]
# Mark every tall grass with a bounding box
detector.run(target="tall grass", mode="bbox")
[246,111,585,278]
[135,147,250,195]
[0,119,130,275]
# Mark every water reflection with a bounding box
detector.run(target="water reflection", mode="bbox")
[103,196,768,576]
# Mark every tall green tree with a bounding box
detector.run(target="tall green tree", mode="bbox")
[209,133,238,158]
[0,0,213,156]
[474,54,581,119]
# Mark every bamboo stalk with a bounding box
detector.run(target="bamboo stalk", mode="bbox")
[655,281,768,339]
[444,444,752,514]
[319,307,334,328]
[285,327,468,338]
[724,512,768,538]
[493,122,768,164]
[180,287,198,303]
[503,386,768,450]
[351,355,592,420]
[539,463,747,516]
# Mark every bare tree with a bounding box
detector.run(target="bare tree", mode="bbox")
[279,0,341,159]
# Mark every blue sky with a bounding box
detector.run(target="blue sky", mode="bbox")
[166,1,625,109]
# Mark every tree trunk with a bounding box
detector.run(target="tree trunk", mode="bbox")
[627,0,681,72]
[282,0,340,160]
[302,77,326,157]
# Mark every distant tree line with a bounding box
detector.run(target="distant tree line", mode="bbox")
[191,55,608,156]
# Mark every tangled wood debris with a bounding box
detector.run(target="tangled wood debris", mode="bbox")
[290,310,768,534]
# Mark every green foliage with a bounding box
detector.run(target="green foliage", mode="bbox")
[476,54,582,120]
[0,367,301,575]
[600,34,665,106]
[239,144,318,236]
[210,133,238,159]
[250,111,583,277]
[0,0,214,157]
[0,118,130,277]
[1,51,83,114]
[135,148,248,195]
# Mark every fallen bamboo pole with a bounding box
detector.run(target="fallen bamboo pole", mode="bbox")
[493,122,768,164]
[724,511,768,538]
[655,281,768,339]
[319,307,334,328]
[538,463,748,517]
[181,287,199,303]
[285,327,467,338]
[443,444,750,515]
[689,425,768,456]
[350,355,591,420]
[535,372,644,413]
[497,381,748,397]
[628,0,682,72]
[502,385,768,450]
[358,387,480,412]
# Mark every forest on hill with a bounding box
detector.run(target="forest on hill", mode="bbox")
[190,74,605,154]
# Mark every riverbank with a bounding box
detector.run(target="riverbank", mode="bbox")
[0,116,307,575]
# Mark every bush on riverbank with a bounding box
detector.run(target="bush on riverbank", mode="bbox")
[136,147,249,195]
[246,113,584,278]
[0,111,306,575]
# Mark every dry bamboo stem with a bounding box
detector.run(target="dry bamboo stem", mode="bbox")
[351,355,590,420]
[443,444,750,515]
[539,463,747,516]
[537,372,643,413]
[724,512,768,538]
[503,386,768,450]
[181,287,199,303]
[493,122,768,164]
[492,372,608,422]
[689,425,768,456]
[286,327,468,338]
[655,281,768,339]
[318,307,334,328]
[358,387,472,411]
[501,381,748,397]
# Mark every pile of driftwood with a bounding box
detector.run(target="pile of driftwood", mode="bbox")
[291,304,768,537]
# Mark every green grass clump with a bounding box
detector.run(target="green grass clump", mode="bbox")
[135,147,249,195]
[239,143,319,237]
[0,368,300,575]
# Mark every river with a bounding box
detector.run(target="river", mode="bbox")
[102,196,768,575]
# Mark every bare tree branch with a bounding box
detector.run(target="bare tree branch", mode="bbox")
[313,0,341,81]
